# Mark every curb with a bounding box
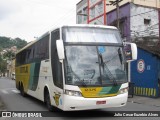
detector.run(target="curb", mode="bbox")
[128,100,160,108]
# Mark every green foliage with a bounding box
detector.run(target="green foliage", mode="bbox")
[0,54,7,74]
[0,47,2,52]
[0,36,27,74]
[0,36,27,49]
[14,38,28,49]
[3,51,15,60]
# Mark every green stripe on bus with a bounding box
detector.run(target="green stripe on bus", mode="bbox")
[29,62,41,91]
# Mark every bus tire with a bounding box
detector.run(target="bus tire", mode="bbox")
[20,84,26,97]
[18,82,21,90]
[44,90,54,111]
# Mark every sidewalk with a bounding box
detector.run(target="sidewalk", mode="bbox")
[128,95,160,107]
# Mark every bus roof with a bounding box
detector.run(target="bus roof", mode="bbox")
[50,24,118,32]
[16,40,36,54]
[16,24,118,54]
[16,31,50,54]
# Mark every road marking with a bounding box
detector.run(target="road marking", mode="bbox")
[0,88,17,91]
[11,90,20,93]
[1,90,9,94]
[0,89,20,94]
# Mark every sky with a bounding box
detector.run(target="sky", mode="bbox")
[0,0,80,42]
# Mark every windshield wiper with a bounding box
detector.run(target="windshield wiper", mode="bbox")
[98,53,118,86]
[103,63,117,86]
[72,71,86,87]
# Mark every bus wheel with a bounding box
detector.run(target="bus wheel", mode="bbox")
[18,82,21,90]
[20,84,26,97]
[45,90,54,111]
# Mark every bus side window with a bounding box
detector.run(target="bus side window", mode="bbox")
[51,29,63,89]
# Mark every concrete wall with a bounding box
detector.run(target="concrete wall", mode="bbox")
[130,3,159,41]
[107,3,159,42]
[106,0,160,12]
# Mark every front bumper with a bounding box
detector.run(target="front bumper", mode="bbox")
[63,92,128,111]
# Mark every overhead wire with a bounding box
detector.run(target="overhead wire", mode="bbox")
[53,8,77,27]
[24,0,77,10]
[23,0,77,26]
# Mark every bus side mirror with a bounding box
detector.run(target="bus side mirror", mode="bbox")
[56,40,65,62]
[124,43,137,62]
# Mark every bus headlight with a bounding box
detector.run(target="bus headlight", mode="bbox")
[118,87,128,94]
[65,90,82,97]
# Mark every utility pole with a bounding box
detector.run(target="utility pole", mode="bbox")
[109,0,123,29]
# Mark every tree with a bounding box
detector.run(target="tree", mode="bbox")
[0,54,7,75]
[3,51,15,60]
[0,60,7,74]
[0,47,2,52]
[0,36,27,50]
[14,38,27,49]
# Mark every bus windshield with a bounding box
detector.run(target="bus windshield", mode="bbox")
[64,45,127,86]
[62,26,127,86]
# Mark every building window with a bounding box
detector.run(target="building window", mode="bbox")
[90,0,96,5]
[98,2,103,14]
[78,11,82,24]
[144,19,151,25]
[90,7,95,19]
[119,21,125,38]
[83,7,87,21]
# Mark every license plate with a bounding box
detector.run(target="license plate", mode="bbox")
[96,101,106,105]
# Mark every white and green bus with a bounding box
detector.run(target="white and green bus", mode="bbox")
[15,24,137,111]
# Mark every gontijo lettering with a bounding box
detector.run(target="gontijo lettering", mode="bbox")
[20,66,28,73]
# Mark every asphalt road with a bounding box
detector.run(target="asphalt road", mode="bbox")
[0,77,160,120]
